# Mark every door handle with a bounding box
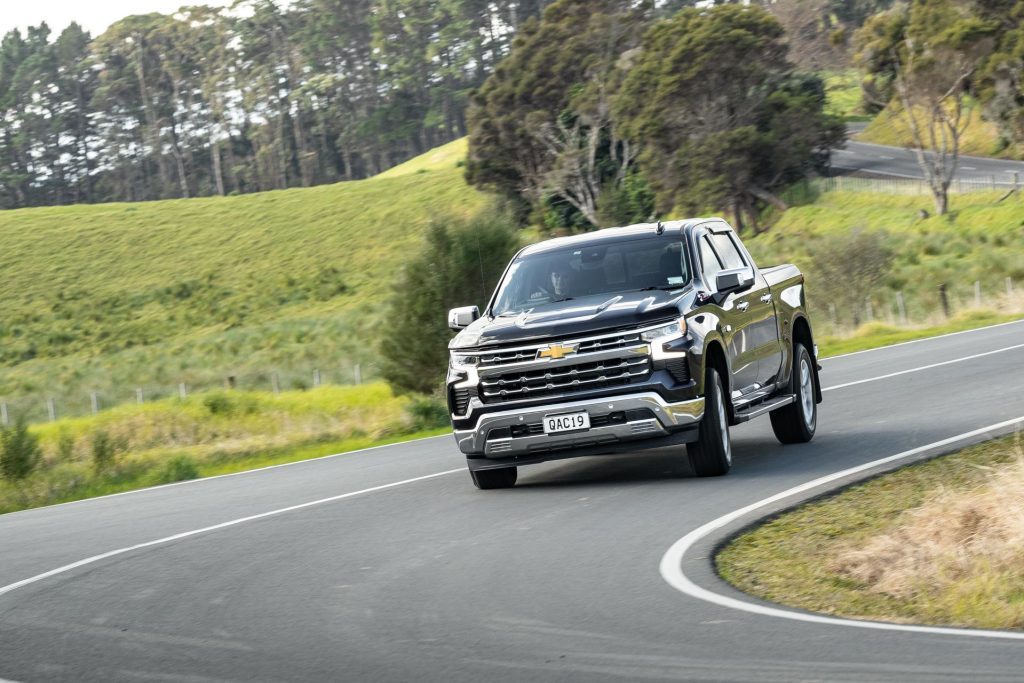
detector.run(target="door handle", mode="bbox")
[736,301,749,312]
[760,293,773,303]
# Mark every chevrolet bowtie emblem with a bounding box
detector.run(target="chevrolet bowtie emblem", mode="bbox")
[538,343,579,360]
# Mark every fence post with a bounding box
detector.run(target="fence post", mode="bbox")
[896,291,907,325]
[90,391,99,415]
[313,369,321,387]
[354,364,362,385]
[136,387,144,404]
[939,283,950,318]
[179,382,188,400]
[1014,172,1020,190]
[0,401,7,426]
[225,376,236,390]
[990,175,997,191]
[865,298,874,322]
[828,303,838,328]
[47,398,57,422]
[1008,277,1015,297]
[271,372,281,394]
[974,280,982,308]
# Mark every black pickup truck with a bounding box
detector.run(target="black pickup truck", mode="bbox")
[446,218,822,489]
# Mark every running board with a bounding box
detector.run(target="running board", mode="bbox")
[732,394,795,423]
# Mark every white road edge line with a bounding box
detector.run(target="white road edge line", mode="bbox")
[660,415,1024,641]
[0,468,464,600]
[821,317,1024,362]
[822,342,1024,392]
[0,434,452,519]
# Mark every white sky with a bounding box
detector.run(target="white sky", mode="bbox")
[1,0,232,37]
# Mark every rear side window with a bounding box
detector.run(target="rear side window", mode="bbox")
[710,232,747,270]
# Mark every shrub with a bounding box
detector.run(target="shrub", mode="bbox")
[407,397,449,431]
[0,418,41,481]
[380,207,520,394]
[155,455,199,484]
[57,428,75,461]
[808,228,894,327]
[91,430,118,473]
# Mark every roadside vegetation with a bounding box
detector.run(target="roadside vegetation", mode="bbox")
[0,382,448,514]
[718,434,1024,630]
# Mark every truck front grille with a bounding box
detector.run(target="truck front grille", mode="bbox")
[478,329,647,368]
[479,355,650,403]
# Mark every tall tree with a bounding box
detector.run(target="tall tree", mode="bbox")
[465,0,655,228]
[614,5,843,231]
[855,0,997,215]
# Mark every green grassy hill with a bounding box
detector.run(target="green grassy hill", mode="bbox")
[0,151,486,420]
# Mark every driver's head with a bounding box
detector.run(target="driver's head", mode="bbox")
[550,267,571,296]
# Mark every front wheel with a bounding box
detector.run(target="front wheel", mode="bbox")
[470,466,517,490]
[687,367,732,477]
[770,342,817,444]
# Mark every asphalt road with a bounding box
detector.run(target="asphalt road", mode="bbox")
[2,320,1024,682]
[833,123,1024,184]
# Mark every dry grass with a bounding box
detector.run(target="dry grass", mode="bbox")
[717,434,1024,629]
[830,444,1024,627]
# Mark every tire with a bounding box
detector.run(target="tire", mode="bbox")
[770,342,818,444]
[687,367,732,477]
[470,466,517,490]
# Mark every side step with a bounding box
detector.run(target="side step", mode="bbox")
[732,394,795,424]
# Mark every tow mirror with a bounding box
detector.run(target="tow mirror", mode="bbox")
[715,269,754,296]
[448,305,480,330]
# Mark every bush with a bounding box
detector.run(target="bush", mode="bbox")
[1,418,41,480]
[155,455,199,484]
[57,428,75,461]
[407,397,450,431]
[91,430,118,473]
[380,207,520,394]
[808,228,894,327]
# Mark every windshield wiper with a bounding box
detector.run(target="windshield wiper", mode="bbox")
[550,297,575,303]
[633,285,685,292]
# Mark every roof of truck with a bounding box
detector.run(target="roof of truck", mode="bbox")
[518,218,725,257]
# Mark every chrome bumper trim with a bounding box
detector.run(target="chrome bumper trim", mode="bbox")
[453,392,704,457]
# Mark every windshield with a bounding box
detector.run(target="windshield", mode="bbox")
[491,236,691,315]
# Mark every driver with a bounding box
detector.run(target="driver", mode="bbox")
[532,266,573,300]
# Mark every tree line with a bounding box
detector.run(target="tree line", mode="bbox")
[0,0,551,209]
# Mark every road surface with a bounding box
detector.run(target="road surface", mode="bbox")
[2,320,1024,681]
[833,123,1024,185]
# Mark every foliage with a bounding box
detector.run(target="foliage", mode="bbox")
[807,229,894,326]
[380,208,521,394]
[465,0,656,228]
[614,5,845,233]
[0,418,41,481]
[0,1,548,210]
[91,430,118,473]
[854,0,999,214]
[155,455,200,484]
[406,397,451,431]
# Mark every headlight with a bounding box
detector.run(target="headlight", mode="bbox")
[450,353,479,367]
[641,318,687,342]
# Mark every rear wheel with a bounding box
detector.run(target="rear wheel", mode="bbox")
[770,343,817,444]
[470,466,517,490]
[688,367,732,477]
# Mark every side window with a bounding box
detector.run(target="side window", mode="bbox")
[710,232,747,270]
[699,235,723,286]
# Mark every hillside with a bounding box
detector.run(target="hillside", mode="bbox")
[857,103,1023,160]
[0,148,486,420]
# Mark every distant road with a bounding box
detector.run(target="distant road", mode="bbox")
[2,320,1024,681]
[832,122,1024,185]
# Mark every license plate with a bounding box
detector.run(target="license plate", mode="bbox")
[543,411,590,434]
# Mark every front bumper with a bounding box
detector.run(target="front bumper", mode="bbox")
[453,391,704,469]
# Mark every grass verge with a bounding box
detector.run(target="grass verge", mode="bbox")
[0,382,450,515]
[818,310,1024,358]
[717,434,1024,630]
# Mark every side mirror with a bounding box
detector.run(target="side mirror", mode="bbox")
[715,269,754,296]
[448,305,480,330]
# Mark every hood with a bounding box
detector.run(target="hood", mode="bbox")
[450,288,694,349]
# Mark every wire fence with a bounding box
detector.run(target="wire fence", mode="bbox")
[815,172,1022,196]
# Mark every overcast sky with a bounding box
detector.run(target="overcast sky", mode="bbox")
[1,1,232,37]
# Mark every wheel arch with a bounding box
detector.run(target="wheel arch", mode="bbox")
[790,314,822,403]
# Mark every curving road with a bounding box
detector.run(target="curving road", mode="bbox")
[832,123,1024,185]
[2,320,1024,682]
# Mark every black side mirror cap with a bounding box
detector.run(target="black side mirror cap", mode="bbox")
[715,269,755,296]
